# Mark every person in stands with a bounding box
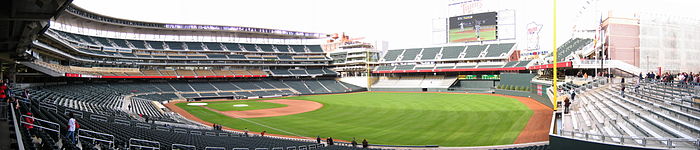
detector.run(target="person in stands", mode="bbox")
[326,137,334,145]
[244,128,249,137]
[316,136,321,143]
[362,139,368,148]
[620,84,626,98]
[564,97,571,114]
[351,138,358,147]
[65,113,77,144]
[25,112,35,136]
[261,130,266,137]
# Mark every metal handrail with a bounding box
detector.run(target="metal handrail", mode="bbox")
[557,130,700,149]
[172,143,195,150]
[21,115,61,139]
[129,138,160,150]
[77,129,114,146]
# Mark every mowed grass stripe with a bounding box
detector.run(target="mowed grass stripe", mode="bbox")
[177,92,532,146]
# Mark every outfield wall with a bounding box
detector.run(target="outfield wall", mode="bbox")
[369,88,451,92]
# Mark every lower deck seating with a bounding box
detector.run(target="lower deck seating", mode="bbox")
[559,80,699,149]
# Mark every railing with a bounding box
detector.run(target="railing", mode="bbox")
[78,129,114,147]
[21,115,61,140]
[129,138,160,150]
[10,104,26,150]
[557,130,700,149]
[204,147,226,150]
[172,144,196,150]
[573,60,641,75]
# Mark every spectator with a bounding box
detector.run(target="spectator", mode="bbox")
[635,78,641,92]
[362,139,368,148]
[24,112,35,135]
[620,84,626,98]
[351,138,358,147]
[0,82,7,102]
[30,134,42,149]
[261,130,266,137]
[65,113,77,144]
[23,89,30,99]
[327,137,334,145]
[316,136,321,143]
[570,90,576,102]
[244,128,249,137]
[144,115,149,123]
[564,97,571,114]
[638,73,643,81]
[621,78,625,84]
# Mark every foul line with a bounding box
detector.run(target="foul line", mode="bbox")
[231,115,305,138]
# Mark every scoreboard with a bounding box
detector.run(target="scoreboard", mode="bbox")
[448,12,498,43]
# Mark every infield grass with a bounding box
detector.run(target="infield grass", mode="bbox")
[176,92,533,146]
[204,101,287,111]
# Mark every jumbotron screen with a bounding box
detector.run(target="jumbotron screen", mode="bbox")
[448,12,498,43]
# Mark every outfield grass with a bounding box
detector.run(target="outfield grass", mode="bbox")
[176,92,533,146]
[204,101,288,111]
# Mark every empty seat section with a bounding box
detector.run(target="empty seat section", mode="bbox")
[375,66,395,71]
[275,45,290,52]
[441,46,465,59]
[289,69,308,75]
[240,44,258,51]
[127,40,148,49]
[234,82,259,90]
[394,65,415,70]
[289,45,306,53]
[92,37,113,47]
[211,82,240,91]
[204,42,223,50]
[170,82,194,92]
[484,43,514,57]
[207,54,227,58]
[382,49,403,61]
[227,54,246,59]
[222,43,242,51]
[146,41,165,49]
[271,69,292,75]
[464,45,487,58]
[420,47,441,60]
[401,48,421,61]
[306,68,324,75]
[285,81,312,94]
[189,82,217,91]
[185,42,204,50]
[166,42,185,50]
[257,44,275,52]
[305,81,329,93]
[306,45,324,52]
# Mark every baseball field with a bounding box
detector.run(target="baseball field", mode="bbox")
[170,92,548,147]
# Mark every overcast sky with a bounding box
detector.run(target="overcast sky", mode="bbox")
[72,0,699,49]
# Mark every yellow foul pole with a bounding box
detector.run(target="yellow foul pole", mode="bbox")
[552,0,558,111]
[366,49,371,90]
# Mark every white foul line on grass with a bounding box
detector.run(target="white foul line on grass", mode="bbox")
[234,117,305,137]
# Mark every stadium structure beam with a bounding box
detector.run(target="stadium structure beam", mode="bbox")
[552,0,558,111]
